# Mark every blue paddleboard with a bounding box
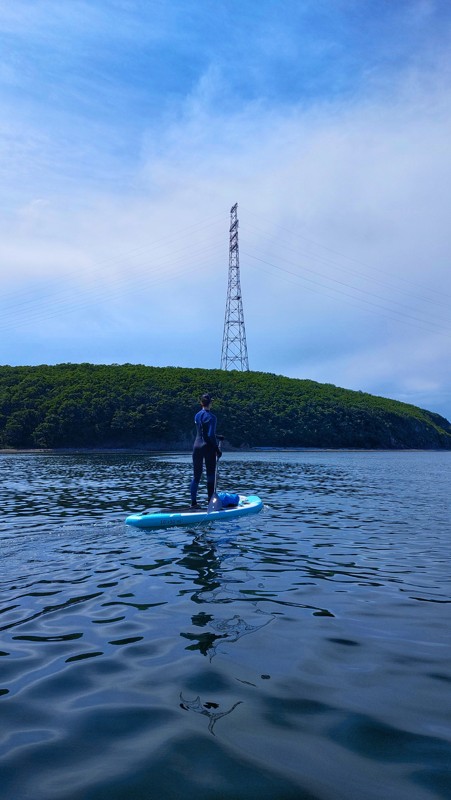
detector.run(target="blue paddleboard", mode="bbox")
[125,494,263,530]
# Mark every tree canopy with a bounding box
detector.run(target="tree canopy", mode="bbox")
[0,363,450,450]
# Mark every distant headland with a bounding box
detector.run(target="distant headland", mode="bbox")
[0,363,450,451]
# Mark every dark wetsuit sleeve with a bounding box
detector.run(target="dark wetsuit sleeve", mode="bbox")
[195,410,219,453]
[204,413,218,449]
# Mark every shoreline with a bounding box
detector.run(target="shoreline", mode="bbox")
[1,446,449,455]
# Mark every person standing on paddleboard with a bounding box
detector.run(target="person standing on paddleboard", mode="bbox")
[190,393,222,508]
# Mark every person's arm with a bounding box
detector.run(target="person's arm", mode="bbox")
[206,413,221,455]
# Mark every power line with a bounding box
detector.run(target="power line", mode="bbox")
[0,214,227,332]
[243,251,451,338]
[241,206,451,304]
[1,213,225,312]
[242,242,451,329]
[241,220,451,318]
[0,246,219,334]
[2,205,449,348]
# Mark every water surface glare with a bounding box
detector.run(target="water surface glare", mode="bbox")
[1,451,450,800]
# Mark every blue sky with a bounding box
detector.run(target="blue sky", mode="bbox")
[1,0,451,419]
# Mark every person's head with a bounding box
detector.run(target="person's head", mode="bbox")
[201,393,212,408]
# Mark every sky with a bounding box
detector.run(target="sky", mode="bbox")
[1,0,451,419]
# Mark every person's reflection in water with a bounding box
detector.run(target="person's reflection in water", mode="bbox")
[178,531,274,735]
[178,532,275,661]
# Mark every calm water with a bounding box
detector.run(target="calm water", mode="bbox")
[1,451,450,800]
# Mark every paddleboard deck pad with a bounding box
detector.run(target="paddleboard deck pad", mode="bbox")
[125,494,263,530]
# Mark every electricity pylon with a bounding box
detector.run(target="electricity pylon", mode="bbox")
[220,203,249,371]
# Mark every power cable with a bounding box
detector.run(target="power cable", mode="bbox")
[241,206,451,303]
[243,251,451,338]
[242,241,451,328]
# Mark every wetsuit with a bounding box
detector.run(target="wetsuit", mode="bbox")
[190,408,221,505]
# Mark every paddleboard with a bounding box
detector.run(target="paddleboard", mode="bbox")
[125,494,263,530]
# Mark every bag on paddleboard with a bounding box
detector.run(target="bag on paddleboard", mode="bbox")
[217,491,239,508]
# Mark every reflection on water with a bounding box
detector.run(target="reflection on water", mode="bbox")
[1,451,451,800]
[180,693,243,735]
[178,534,276,660]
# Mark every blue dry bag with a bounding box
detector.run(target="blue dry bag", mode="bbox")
[217,491,240,508]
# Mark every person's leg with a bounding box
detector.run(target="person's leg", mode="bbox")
[190,447,204,506]
[205,447,217,501]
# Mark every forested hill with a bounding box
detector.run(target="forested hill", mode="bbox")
[0,363,450,450]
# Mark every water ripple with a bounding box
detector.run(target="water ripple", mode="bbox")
[1,451,450,800]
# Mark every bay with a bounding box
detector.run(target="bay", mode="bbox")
[0,450,450,800]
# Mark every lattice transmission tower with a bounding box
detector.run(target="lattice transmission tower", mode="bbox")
[220,203,249,371]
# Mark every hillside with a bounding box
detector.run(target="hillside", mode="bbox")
[0,363,450,450]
